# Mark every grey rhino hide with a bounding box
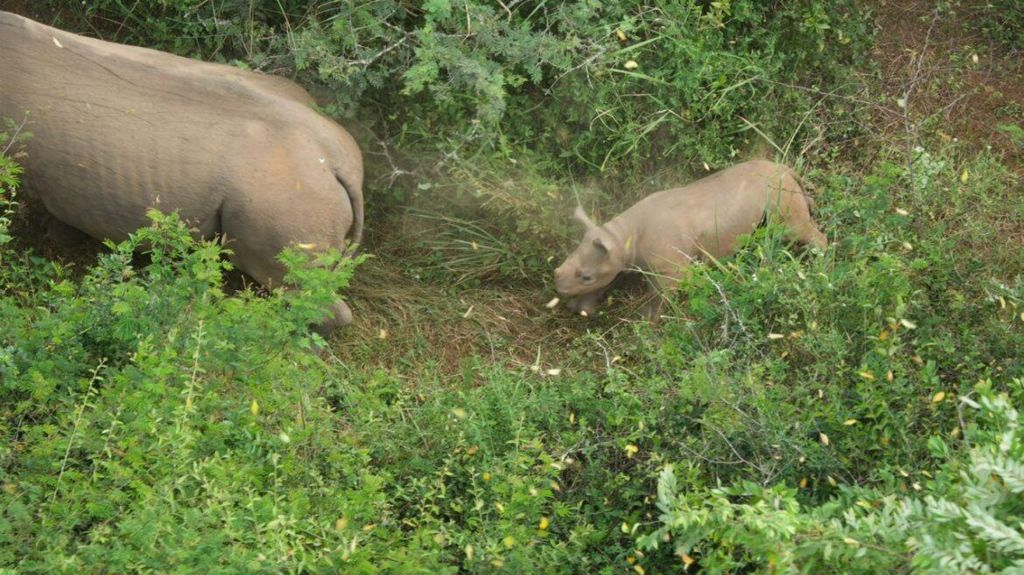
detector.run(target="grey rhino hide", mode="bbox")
[0,11,365,331]
[553,160,827,320]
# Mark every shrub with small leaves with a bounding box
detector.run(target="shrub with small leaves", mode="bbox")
[637,381,1024,574]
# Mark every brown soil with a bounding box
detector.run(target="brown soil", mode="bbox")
[871,0,1024,168]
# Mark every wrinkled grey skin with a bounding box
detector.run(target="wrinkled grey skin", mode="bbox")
[554,160,827,320]
[0,11,363,331]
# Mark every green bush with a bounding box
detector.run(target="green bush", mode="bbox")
[637,382,1024,574]
[51,0,873,175]
[0,122,25,252]
[1,143,1022,572]
[972,0,1024,50]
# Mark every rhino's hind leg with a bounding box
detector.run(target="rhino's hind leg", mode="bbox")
[220,169,358,333]
[45,215,89,244]
[312,300,353,336]
[779,196,828,250]
[786,217,828,250]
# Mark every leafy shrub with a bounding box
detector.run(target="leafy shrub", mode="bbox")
[972,0,1024,50]
[0,121,25,252]
[637,382,1024,574]
[50,0,874,175]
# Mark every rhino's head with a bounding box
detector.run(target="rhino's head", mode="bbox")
[553,207,627,296]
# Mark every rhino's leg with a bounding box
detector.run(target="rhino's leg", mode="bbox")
[220,172,356,333]
[567,286,610,316]
[311,300,353,336]
[643,264,692,322]
[46,215,89,244]
[778,193,828,249]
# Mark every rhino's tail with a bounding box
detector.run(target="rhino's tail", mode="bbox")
[334,169,364,251]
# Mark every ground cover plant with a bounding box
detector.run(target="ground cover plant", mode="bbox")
[2,0,1023,573]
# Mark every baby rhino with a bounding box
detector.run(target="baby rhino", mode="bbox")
[553,160,827,319]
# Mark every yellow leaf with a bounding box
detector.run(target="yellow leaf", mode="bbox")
[465,545,474,560]
[491,559,505,568]
[932,391,946,403]
[626,556,636,565]
[634,566,646,575]
[900,318,917,329]
[768,333,785,340]
[961,169,969,183]
[250,399,259,416]
[482,472,491,482]
[843,537,859,546]
[503,536,516,548]
[820,432,830,446]
[624,60,639,70]
[827,475,838,487]
[843,419,858,426]
[466,445,479,456]
[539,516,550,530]
[681,553,695,569]
[452,408,468,419]
[625,444,639,458]
[616,28,627,41]
[858,370,875,380]
[336,517,348,530]
[799,477,808,488]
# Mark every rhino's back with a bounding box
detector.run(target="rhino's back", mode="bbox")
[0,11,335,240]
[630,160,797,260]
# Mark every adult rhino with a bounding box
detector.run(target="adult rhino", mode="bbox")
[0,11,364,331]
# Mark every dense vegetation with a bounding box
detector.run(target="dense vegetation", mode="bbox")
[2,1,1023,573]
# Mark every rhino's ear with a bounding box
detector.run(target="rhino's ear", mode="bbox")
[592,236,609,256]
[574,206,598,230]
